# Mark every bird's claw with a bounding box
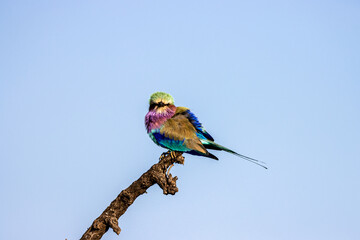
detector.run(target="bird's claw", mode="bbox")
[159,152,167,161]
[169,151,177,159]
[159,151,178,176]
[159,150,177,161]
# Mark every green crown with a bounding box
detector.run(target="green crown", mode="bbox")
[149,92,174,105]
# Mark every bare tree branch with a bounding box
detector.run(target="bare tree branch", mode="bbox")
[80,151,185,240]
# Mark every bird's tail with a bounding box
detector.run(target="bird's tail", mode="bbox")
[202,140,267,169]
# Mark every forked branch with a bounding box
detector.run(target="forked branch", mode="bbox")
[80,151,184,240]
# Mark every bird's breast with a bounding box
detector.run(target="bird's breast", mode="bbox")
[145,107,176,133]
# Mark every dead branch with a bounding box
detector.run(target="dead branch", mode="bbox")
[80,151,185,240]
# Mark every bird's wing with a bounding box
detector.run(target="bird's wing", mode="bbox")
[159,113,207,153]
[151,113,218,159]
[174,107,214,141]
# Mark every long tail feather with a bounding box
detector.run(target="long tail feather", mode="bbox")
[202,141,267,169]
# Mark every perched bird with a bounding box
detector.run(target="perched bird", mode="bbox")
[145,92,267,169]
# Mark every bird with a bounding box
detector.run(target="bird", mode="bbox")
[144,92,267,169]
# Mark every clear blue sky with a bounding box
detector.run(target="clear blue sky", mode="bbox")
[1,1,359,240]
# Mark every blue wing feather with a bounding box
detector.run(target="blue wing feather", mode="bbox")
[185,110,214,141]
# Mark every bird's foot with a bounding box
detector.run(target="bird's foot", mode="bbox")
[159,151,184,176]
[159,151,170,161]
[160,151,177,176]
[169,151,177,159]
[159,150,177,161]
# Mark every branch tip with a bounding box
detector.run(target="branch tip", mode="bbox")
[80,151,185,240]
[106,217,121,235]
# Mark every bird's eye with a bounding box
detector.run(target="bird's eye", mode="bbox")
[149,103,157,110]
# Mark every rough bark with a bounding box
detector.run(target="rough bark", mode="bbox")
[80,151,184,240]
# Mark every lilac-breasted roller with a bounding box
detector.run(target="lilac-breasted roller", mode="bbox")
[145,92,267,168]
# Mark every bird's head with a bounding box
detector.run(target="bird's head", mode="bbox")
[148,92,175,112]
